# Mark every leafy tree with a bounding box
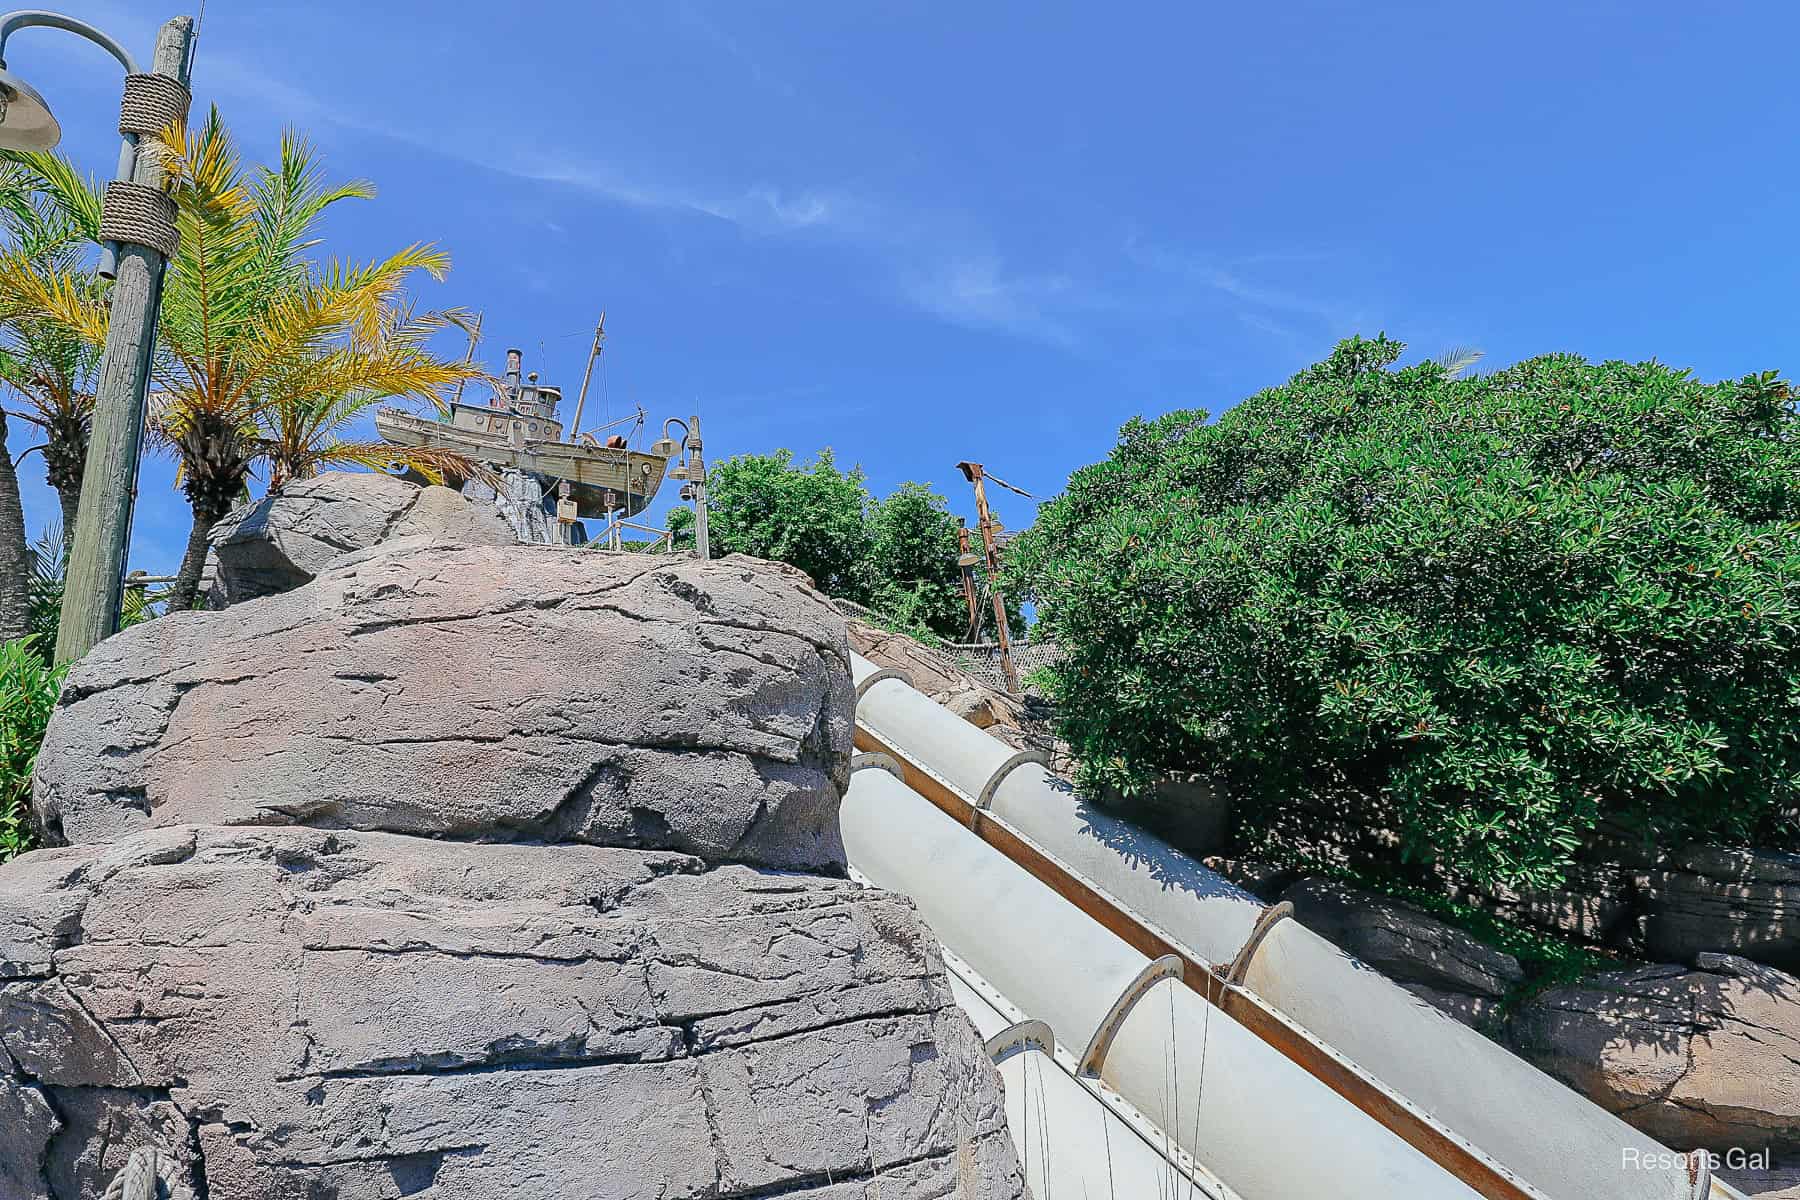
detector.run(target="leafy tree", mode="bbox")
[0,114,479,612]
[0,635,64,862]
[1010,336,1800,891]
[705,448,873,596]
[862,482,965,638]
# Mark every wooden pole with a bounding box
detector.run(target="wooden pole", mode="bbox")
[956,521,981,641]
[57,17,195,664]
[567,313,605,441]
[957,461,1019,693]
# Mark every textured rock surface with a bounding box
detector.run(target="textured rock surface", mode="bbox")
[0,826,1022,1199]
[208,472,516,607]
[460,469,584,547]
[1644,846,1800,972]
[1281,878,1525,999]
[1512,953,1800,1155]
[36,544,855,872]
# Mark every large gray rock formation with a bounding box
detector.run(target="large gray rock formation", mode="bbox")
[37,544,855,872]
[1512,953,1800,1156]
[4,537,1025,1198]
[0,826,1020,1198]
[207,472,516,607]
[1643,846,1800,972]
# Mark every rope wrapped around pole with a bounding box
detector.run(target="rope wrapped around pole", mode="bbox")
[98,73,192,258]
[117,73,191,136]
[98,181,179,258]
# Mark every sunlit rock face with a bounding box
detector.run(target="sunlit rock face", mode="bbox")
[206,472,517,607]
[37,545,855,873]
[0,828,1020,1198]
[5,525,1024,1199]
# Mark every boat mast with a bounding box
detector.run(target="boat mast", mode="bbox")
[568,312,606,441]
[448,311,482,407]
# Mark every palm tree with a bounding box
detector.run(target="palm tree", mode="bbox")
[0,153,104,545]
[259,303,489,489]
[0,111,482,611]
[0,154,105,641]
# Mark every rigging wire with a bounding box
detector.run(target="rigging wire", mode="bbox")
[1183,968,1214,1200]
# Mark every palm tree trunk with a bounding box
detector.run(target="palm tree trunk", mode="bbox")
[0,411,35,643]
[44,412,88,552]
[55,483,79,552]
[166,505,220,614]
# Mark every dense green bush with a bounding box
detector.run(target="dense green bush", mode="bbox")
[1009,336,1800,890]
[861,483,966,638]
[684,449,1013,642]
[0,636,64,862]
[703,449,873,597]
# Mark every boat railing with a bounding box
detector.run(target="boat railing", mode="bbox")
[587,515,679,554]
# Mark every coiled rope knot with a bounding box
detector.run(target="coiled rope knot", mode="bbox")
[117,74,191,138]
[98,73,192,259]
[99,181,180,259]
[97,1147,193,1200]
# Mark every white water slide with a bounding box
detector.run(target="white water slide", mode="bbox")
[841,652,1740,1200]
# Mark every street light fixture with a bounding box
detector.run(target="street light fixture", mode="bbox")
[0,10,194,663]
[0,65,59,148]
[656,416,708,560]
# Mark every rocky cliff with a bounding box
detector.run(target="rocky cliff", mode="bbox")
[1,477,1025,1200]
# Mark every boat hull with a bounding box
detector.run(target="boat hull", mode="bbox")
[375,409,670,518]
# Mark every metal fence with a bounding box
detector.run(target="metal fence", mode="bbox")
[828,597,1062,695]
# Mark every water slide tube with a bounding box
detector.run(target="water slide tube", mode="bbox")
[845,759,1491,1200]
[938,940,1239,1200]
[847,652,1736,1200]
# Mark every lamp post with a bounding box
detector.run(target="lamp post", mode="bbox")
[655,416,708,560]
[0,10,194,664]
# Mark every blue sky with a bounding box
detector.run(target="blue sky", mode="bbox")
[8,1,1798,572]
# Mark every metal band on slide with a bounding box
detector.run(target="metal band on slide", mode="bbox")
[1077,954,1185,1076]
[984,1018,1055,1065]
[854,666,910,701]
[850,751,905,781]
[1224,900,1294,986]
[975,748,1048,810]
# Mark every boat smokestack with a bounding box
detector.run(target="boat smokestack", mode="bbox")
[504,348,523,399]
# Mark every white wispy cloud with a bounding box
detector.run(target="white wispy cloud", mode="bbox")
[899,257,1083,347]
[190,26,1362,357]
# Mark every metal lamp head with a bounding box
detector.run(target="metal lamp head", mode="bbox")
[650,437,679,458]
[0,67,59,150]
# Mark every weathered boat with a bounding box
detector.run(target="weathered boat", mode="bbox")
[375,348,670,518]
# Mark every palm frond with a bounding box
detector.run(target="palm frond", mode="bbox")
[0,256,109,344]
[0,150,104,243]
[1433,346,1485,378]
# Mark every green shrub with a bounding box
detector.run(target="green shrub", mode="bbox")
[678,449,1019,643]
[0,636,64,863]
[1009,336,1800,891]
[704,448,873,597]
[862,483,966,639]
